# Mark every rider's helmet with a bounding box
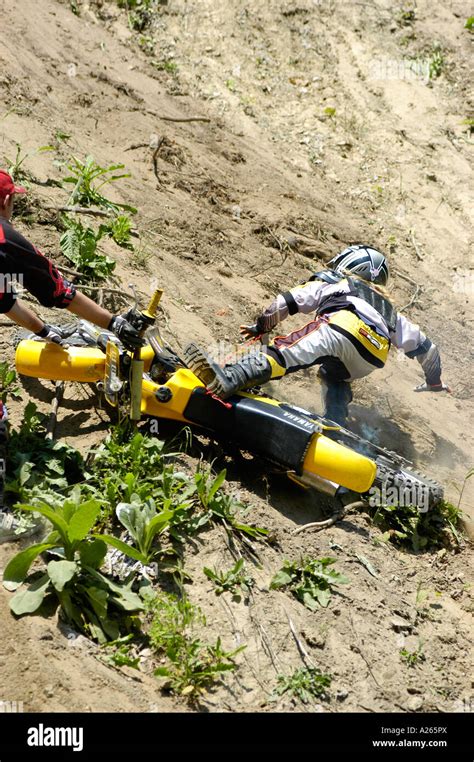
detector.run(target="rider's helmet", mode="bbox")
[328,244,390,286]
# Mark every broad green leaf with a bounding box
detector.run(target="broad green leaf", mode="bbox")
[144,509,174,550]
[300,590,319,610]
[314,588,331,608]
[270,570,292,589]
[9,574,51,615]
[93,534,147,564]
[19,461,33,486]
[79,539,107,569]
[57,589,84,632]
[232,522,268,539]
[16,502,69,540]
[47,560,77,592]
[83,609,108,644]
[84,567,143,612]
[81,585,108,620]
[208,469,226,501]
[3,542,57,590]
[67,501,101,543]
[110,585,144,612]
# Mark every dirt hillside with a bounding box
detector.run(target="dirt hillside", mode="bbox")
[0,0,472,714]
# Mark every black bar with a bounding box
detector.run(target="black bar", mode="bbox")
[0,712,471,759]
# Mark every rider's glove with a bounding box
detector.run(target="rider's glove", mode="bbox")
[414,381,451,393]
[239,323,263,341]
[35,324,69,347]
[108,315,145,350]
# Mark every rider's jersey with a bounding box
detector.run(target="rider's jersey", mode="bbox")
[256,275,442,385]
[0,219,76,313]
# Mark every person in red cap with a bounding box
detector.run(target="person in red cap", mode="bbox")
[0,170,143,348]
[0,170,144,543]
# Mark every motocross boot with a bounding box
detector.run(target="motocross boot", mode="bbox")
[184,343,272,399]
[319,370,353,427]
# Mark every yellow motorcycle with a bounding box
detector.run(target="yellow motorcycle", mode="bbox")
[15,290,443,511]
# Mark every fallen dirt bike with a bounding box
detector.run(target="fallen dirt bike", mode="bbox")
[15,289,443,513]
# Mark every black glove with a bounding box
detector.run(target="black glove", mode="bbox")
[108,315,145,350]
[239,323,263,341]
[35,324,69,347]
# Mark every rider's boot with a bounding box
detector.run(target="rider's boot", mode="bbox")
[319,372,353,427]
[184,343,272,399]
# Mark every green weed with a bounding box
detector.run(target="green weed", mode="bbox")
[63,155,137,213]
[152,59,179,74]
[4,143,54,183]
[0,362,22,405]
[5,403,85,502]
[368,499,464,551]
[400,642,425,667]
[60,217,116,281]
[270,557,348,610]
[203,558,254,601]
[146,591,244,700]
[273,667,331,703]
[3,486,143,643]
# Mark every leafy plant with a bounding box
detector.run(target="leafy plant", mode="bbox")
[89,430,167,479]
[0,361,22,405]
[400,642,425,667]
[195,467,268,541]
[270,557,348,610]
[5,403,85,502]
[203,558,254,601]
[368,499,463,551]
[118,0,159,32]
[96,497,175,565]
[323,106,336,118]
[465,16,474,31]
[396,5,416,26]
[146,591,244,700]
[153,59,179,74]
[101,214,134,249]
[273,667,331,704]
[103,635,140,669]
[63,155,137,213]
[3,487,143,643]
[428,46,445,79]
[54,130,72,145]
[60,217,116,281]
[4,143,54,183]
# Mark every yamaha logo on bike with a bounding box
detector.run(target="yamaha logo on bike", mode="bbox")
[281,410,315,430]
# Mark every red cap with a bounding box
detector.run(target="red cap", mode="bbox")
[0,170,26,201]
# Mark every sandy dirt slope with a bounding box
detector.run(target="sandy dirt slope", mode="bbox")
[0,0,472,714]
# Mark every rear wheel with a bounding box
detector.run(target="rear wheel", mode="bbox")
[320,422,443,510]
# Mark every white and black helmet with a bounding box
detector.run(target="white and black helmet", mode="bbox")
[328,244,390,286]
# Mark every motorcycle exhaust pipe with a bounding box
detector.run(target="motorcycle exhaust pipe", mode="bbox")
[288,471,339,497]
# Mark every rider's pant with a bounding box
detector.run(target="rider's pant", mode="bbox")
[262,313,382,425]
